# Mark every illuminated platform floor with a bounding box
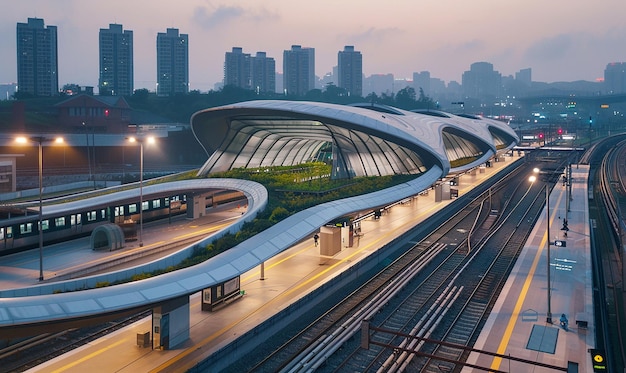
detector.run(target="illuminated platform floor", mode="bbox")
[465,165,594,372]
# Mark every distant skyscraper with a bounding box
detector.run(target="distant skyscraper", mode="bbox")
[462,62,501,100]
[283,45,315,96]
[413,71,431,97]
[364,73,394,96]
[157,28,189,96]
[604,62,626,94]
[99,24,134,96]
[250,52,276,94]
[16,18,58,96]
[515,68,532,87]
[338,46,362,97]
[224,47,251,89]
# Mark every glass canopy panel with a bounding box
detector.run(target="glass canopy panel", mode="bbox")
[442,131,483,163]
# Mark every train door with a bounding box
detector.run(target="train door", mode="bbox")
[70,213,83,234]
[1,226,14,250]
[113,206,125,224]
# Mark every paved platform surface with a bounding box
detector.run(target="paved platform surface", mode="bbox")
[465,165,594,372]
[0,155,532,372]
[0,202,247,290]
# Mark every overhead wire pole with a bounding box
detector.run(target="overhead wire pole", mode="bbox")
[139,139,144,247]
[37,138,43,281]
[128,135,155,247]
[16,135,64,281]
[531,168,552,324]
[545,181,552,323]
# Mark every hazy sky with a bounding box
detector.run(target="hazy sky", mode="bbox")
[3,0,626,91]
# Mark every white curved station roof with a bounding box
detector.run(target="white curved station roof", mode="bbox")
[191,100,518,178]
[0,101,518,330]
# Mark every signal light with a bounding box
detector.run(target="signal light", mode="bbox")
[538,133,544,139]
[557,128,563,135]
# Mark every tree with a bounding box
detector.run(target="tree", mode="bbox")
[133,88,150,101]
[61,83,82,96]
[416,87,436,110]
[322,83,347,102]
[395,86,416,110]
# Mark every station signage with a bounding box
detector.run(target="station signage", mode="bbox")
[554,240,566,247]
[590,349,607,372]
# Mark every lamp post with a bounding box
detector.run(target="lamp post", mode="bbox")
[128,136,155,247]
[16,135,64,281]
[530,167,553,324]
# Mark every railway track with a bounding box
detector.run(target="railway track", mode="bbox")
[333,164,546,373]
[592,137,626,372]
[0,218,234,372]
[0,310,150,372]
[243,158,565,372]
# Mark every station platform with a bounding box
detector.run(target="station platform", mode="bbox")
[465,165,594,372]
[0,203,247,290]
[12,155,522,372]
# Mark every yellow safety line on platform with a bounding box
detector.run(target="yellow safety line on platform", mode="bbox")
[149,223,399,373]
[490,190,563,370]
[51,338,126,373]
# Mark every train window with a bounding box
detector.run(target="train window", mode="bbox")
[100,209,106,219]
[153,199,161,208]
[165,197,170,206]
[142,201,149,211]
[129,204,137,214]
[55,217,66,227]
[41,220,50,231]
[87,211,97,222]
[76,214,81,225]
[0,227,3,240]
[6,226,12,238]
[114,206,124,217]
[20,223,33,234]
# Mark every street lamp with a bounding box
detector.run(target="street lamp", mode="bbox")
[530,167,552,324]
[128,136,155,247]
[16,135,64,281]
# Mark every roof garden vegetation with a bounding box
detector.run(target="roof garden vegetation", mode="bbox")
[97,162,417,286]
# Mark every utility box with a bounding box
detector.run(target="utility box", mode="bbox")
[320,226,341,257]
[137,331,150,348]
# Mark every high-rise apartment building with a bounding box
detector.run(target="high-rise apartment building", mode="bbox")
[363,73,394,96]
[338,46,362,97]
[604,62,626,94]
[462,62,501,100]
[515,68,532,87]
[16,18,58,96]
[157,28,189,96]
[413,71,431,97]
[99,24,133,96]
[250,52,276,94]
[224,47,251,89]
[283,45,315,96]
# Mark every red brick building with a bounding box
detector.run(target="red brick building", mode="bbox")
[55,94,131,133]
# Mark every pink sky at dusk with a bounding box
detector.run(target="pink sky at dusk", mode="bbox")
[2,0,626,92]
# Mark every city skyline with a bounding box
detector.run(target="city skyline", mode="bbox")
[3,0,626,92]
